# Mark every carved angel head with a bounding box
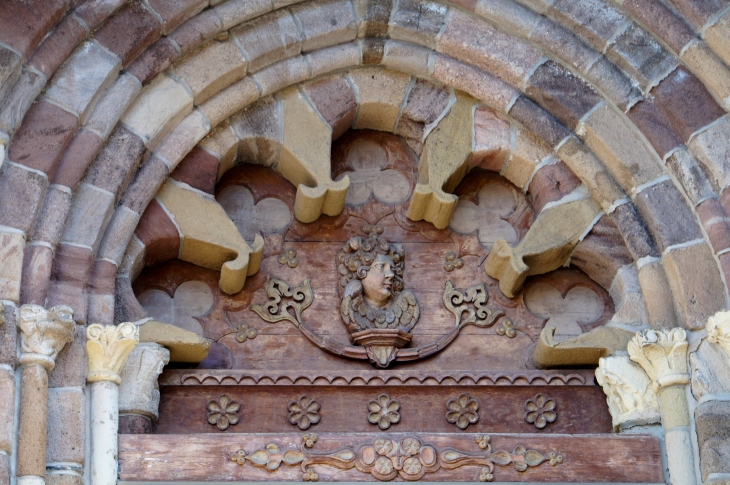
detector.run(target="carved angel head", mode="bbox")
[338,225,405,307]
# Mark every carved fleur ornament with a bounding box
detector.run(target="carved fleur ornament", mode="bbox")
[446,393,480,429]
[207,394,240,431]
[707,309,730,362]
[524,394,557,429]
[86,323,140,384]
[18,304,75,369]
[368,394,401,430]
[231,434,564,482]
[628,328,689,391]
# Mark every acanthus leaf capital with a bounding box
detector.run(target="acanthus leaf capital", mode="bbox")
[86,322,140,384]
[628,328,689,391]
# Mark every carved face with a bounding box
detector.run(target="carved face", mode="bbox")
[362,254,395,309]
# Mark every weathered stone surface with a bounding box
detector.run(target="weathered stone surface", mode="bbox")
[0,0,66,58]
[690,115,730,190]
[439,9,543,88]
[0,230,25,302]
[92,0,162,66]
[622,0,695,53]
[121,74,194,149]
[198,76,260,127]
[147,0,207,34]
[115,274,148,324]
[97,207,141,265]
[49,325,87,389]
[138,319,209,362]
[0,367,14,453]
[232,9,301,73]
[475,0,541,38]
[74,0,126,29]
[682,41,730,104]
[303,76,357,140]
[549,0,627,51]
[0,45,22,103]
[633,180,702,253]
[120,156,170,215]
[0,161,48,233]
[306,42,361,78]
[28,15,87,79]
[697,198,730,253]
[666,148,718,205]
[585,56,642,111]
[0,67,46,136]
[629,67,725,157]
[46,474,83,485]
[364,40,387,66]
[17,364,48,477]
[170,10,222,54]
[389,0,447,49]
[84,73,142,141]
[213,0,271,30]
[580,103,663,191]
[292,0,357,52]
[529,18,597,72]
[528,161,581,214]
[135,200,180,266]
[0,454,9,485]
[87,259,118,325]
[0,303,17,366]
[612,198,664,260]
[51,129,105,190]
[199,122,238,178]
[252,55,309,97]
[7,100,78,174]
[556,136,626,210]
[153,109,211,169]
[126,38,180,85]
[171,39,247,104]
[508,95,571,149]
[526,60,602,130]
[47,244,92,323]
[705,10,730,67]
[61,183,115,250]
[354,0,393,37]
[605,23,677,93]
[395,79,451,152]
[19,244,53,306]
[230,96,281,167]
[609,265,650,326]
[665,0,730,30]
[47,388,85,464]
[571,214,634,290]
[170,147,219,194]
[119,414,153,434]
[664,243,726,330]
[381,40,430,78]
[503,128,550,190]
[45,41,121,120]
[696,401,730,480]
[691,340,730,399]
[85,125,147,197]
[119,343,170,419]
[471,107,511,172]
[431,55,517,112]
[349,67,412,132]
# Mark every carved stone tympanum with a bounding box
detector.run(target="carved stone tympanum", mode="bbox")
[338,225,420,367]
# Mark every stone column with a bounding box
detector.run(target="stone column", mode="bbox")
[628,328,698,485]
[16,305,76,485]
[118,343,170,433]
[86,323,138,485]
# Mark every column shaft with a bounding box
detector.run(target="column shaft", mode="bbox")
[90,381,119,485]
[17,365,49,481]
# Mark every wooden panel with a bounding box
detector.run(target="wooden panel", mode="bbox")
[153,385,612,435]
[119,432,663,483]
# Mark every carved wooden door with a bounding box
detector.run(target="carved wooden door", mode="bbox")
[120,130,663,482]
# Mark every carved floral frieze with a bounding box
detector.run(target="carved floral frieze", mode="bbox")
[446,393,480,430]
[288,395,321,430]
[368,394,401,430]
[207,394,240,431]
[524,394,557,429]
[230,434,564,482]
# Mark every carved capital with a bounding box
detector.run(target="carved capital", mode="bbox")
[17,304,75,369]
[596,356,660,430]
[628,328,689,391]
[86,323,139,384]
[706,309,730,363]
[119,343,170,419]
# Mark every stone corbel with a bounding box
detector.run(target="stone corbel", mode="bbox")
[16,304,76,485]
[86,323,139,485]
[596,355,660,430]
[534,325,636,369]
[628,328,697,485]
[485,190,601,298]
[119,343,170,432]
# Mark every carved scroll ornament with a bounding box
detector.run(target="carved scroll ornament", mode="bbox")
[231,434,564,482]
[251,278,313,327]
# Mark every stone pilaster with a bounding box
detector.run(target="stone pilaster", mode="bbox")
[15,305,75,485]
[628,328,697,485]
[86,323,138,485]
[118,343,169,433]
